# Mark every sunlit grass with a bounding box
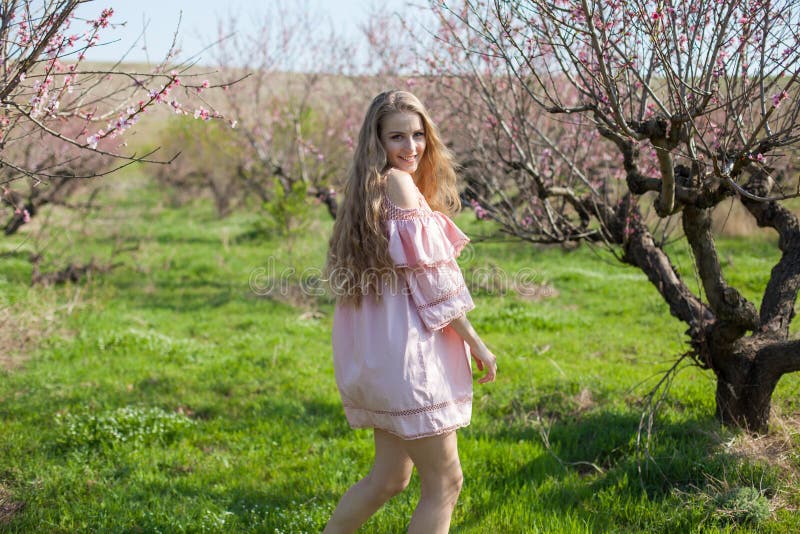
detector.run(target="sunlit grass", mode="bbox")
[1,170,798,532]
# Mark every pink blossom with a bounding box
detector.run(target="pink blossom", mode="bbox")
[470,198,489,220]
[86,135,98,149]
[624,223,633,239]
[193,107,211,121]
[23,209,30,223]
[90,8,114,29]
[771,90,788,108]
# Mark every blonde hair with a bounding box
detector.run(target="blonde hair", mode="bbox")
[324,90,461,306]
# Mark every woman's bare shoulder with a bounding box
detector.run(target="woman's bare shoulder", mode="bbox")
[384,168,420,210]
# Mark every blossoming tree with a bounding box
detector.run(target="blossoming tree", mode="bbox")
[0,1,233,236]
[430,0,800,432]
[153,5,364,222]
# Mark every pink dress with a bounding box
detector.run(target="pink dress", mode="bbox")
[331,186,475,439]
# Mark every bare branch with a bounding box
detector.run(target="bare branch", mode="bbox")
[682,205,759,334]
[740,172,800,338]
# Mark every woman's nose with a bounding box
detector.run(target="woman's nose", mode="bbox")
[403,137,415,152]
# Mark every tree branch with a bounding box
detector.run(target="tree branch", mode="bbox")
[652,137,676,216]
[0,1,80,102]
[682,205,759,335]
[757,337,800,378]
[595,195,712,331]
[740,171,800,338]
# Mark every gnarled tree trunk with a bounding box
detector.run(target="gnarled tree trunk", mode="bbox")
[592,172,800,434]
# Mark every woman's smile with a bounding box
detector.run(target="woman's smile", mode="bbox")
[380,111,426,174]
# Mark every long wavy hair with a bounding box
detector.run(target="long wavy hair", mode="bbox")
[324,90,461,306]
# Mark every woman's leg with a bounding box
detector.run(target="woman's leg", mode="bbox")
[404,431,463,534]
[323,429,414,534]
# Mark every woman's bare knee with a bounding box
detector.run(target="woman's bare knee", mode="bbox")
[370,429,413,500]
[421,461,462,502]
[387,471,412,496]
[366,469,411,500]
[401,431,464,504]
[450,465,463,495]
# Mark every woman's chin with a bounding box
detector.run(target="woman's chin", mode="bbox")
[393,161,418,173]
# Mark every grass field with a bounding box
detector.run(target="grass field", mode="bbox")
[1,169,799,532]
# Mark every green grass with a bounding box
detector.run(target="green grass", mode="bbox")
[1,170,799,533]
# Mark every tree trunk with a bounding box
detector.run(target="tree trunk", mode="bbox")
[712,339,781,433]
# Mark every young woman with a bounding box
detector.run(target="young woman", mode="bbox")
[323,90,498,533]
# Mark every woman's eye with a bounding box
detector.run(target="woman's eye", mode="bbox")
[414,132,425,138]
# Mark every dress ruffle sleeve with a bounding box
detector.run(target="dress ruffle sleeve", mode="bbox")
[386,212,475,331]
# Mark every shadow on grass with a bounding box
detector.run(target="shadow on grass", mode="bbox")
[19,389,765,532]
[456,407,749,531]
[252,395,352,441]
[106,268,311,315]
[150,234,223,246]
[108,276,244,312]
[235,396,730,530]
[231,391,745,530]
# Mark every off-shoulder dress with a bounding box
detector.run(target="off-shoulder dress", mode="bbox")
[331,183,476,439]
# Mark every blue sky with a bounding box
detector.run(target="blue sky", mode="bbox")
[74,0,412,66]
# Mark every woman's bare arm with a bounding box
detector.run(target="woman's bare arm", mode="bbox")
[449,314,497,384]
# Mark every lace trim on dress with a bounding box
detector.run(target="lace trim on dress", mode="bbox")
[346,420,471,440]
[388,422,468,440]
[416,283,467,310]
[382,188,431,221]
[344,396,472,417]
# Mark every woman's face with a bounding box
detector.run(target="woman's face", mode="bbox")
[379,111,426,174]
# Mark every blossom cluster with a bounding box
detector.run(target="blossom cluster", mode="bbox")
[85,73,226,149]
[0,2,240,236]
[0,6,230,154]
[470,198,489,220]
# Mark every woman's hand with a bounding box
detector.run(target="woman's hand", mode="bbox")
[449,314,497,384]
[471,345,497,384]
